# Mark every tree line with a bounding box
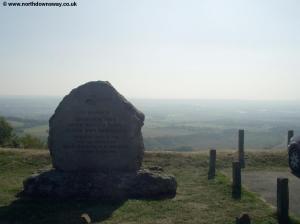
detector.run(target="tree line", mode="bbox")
[0,117,46,149]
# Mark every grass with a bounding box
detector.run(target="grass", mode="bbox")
[0,148,298,224]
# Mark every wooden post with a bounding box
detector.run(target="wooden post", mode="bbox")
[208,149,216,179]
[277,178,289,224]
[232,161,241,199]
[236,213,251,224]
[287,130,294,146]
[238,129,245,168]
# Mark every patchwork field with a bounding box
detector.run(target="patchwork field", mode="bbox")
[2,98,300,151]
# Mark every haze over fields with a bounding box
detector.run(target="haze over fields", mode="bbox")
[1,96,300,151]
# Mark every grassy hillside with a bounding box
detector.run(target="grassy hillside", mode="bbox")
[0,148,298,224]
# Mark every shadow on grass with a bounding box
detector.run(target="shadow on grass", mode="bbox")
[0,197,126,224]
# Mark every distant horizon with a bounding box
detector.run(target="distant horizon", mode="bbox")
[0,94,300,102]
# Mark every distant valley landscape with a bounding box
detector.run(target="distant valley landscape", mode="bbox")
[1,96,300,151]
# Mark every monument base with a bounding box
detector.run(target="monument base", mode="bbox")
[22,168,177,200]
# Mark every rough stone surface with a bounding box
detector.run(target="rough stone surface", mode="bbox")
[48,81,145,172]
[23,169,177,200]
[23,81,177,200]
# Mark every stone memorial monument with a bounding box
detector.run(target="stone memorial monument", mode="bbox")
[23,81,176,199]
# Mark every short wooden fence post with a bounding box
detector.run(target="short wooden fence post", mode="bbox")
[208,149,216,179]
[232,161,241,199]
[238,129,245,168]
[277,177,289,224]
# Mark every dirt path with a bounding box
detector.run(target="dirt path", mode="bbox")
[224,169,300,218]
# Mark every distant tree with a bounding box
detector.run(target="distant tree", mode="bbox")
[0,117,13,146]
[9,134,21,148]
[19,134,46,149]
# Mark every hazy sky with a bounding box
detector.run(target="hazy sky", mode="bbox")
[0,0,299,100]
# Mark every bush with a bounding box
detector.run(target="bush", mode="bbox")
[19,134,46,149]
[0,117,46,149]
[5,134,21,148]
[0,117,13,146]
